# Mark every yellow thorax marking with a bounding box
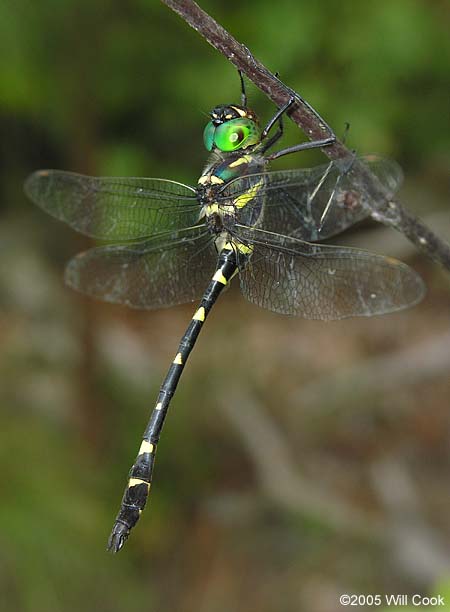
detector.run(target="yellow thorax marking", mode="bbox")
[198,175,223,185]
[205,203,219,215]
[229,155,250,169]
[155,402,162,411]
[206,202,243,217]
[236,242,253,255]
[234,179,263,209]
[221,204,235,215]
[173,353,183,365]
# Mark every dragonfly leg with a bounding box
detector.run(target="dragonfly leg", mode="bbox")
[107,248,238,553]
[261,96,296,139]
[267,135,336,161]
[259,114,285,153]
[238,70,247,106]
[260,90,337,160]
[316,151,358,231]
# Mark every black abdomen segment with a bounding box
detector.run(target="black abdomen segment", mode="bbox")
[107,247,238,552]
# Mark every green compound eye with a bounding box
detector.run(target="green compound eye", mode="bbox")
[214,118,261,151]
[203,118,261,152]
[203,122,215,151]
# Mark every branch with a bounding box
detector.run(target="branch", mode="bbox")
[161,0,450,272]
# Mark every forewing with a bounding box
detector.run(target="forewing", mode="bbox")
[65,226,217,309]
[24,170,200,240]
[235,226,425,320]
[222,156,403,241]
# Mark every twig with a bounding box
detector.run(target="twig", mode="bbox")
[161,0,450,272]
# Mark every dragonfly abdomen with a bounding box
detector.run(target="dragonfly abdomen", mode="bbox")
[107,246,239,552]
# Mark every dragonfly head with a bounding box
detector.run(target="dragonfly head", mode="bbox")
[203,104,261,152]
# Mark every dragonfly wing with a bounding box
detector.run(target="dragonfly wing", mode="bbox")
[223,156,403,241]
[235,225,425,320]
[65,226,217,309]
[25,170,200,240]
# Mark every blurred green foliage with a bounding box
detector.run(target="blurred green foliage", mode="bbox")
[0,2,449,612]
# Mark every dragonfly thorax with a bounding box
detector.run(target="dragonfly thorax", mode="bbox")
[197,148,267,245]
[198,150,266,186]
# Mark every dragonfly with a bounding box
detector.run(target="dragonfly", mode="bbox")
[24,80,425,553]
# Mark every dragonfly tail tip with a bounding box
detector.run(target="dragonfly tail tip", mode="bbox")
[107,522,130,553]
